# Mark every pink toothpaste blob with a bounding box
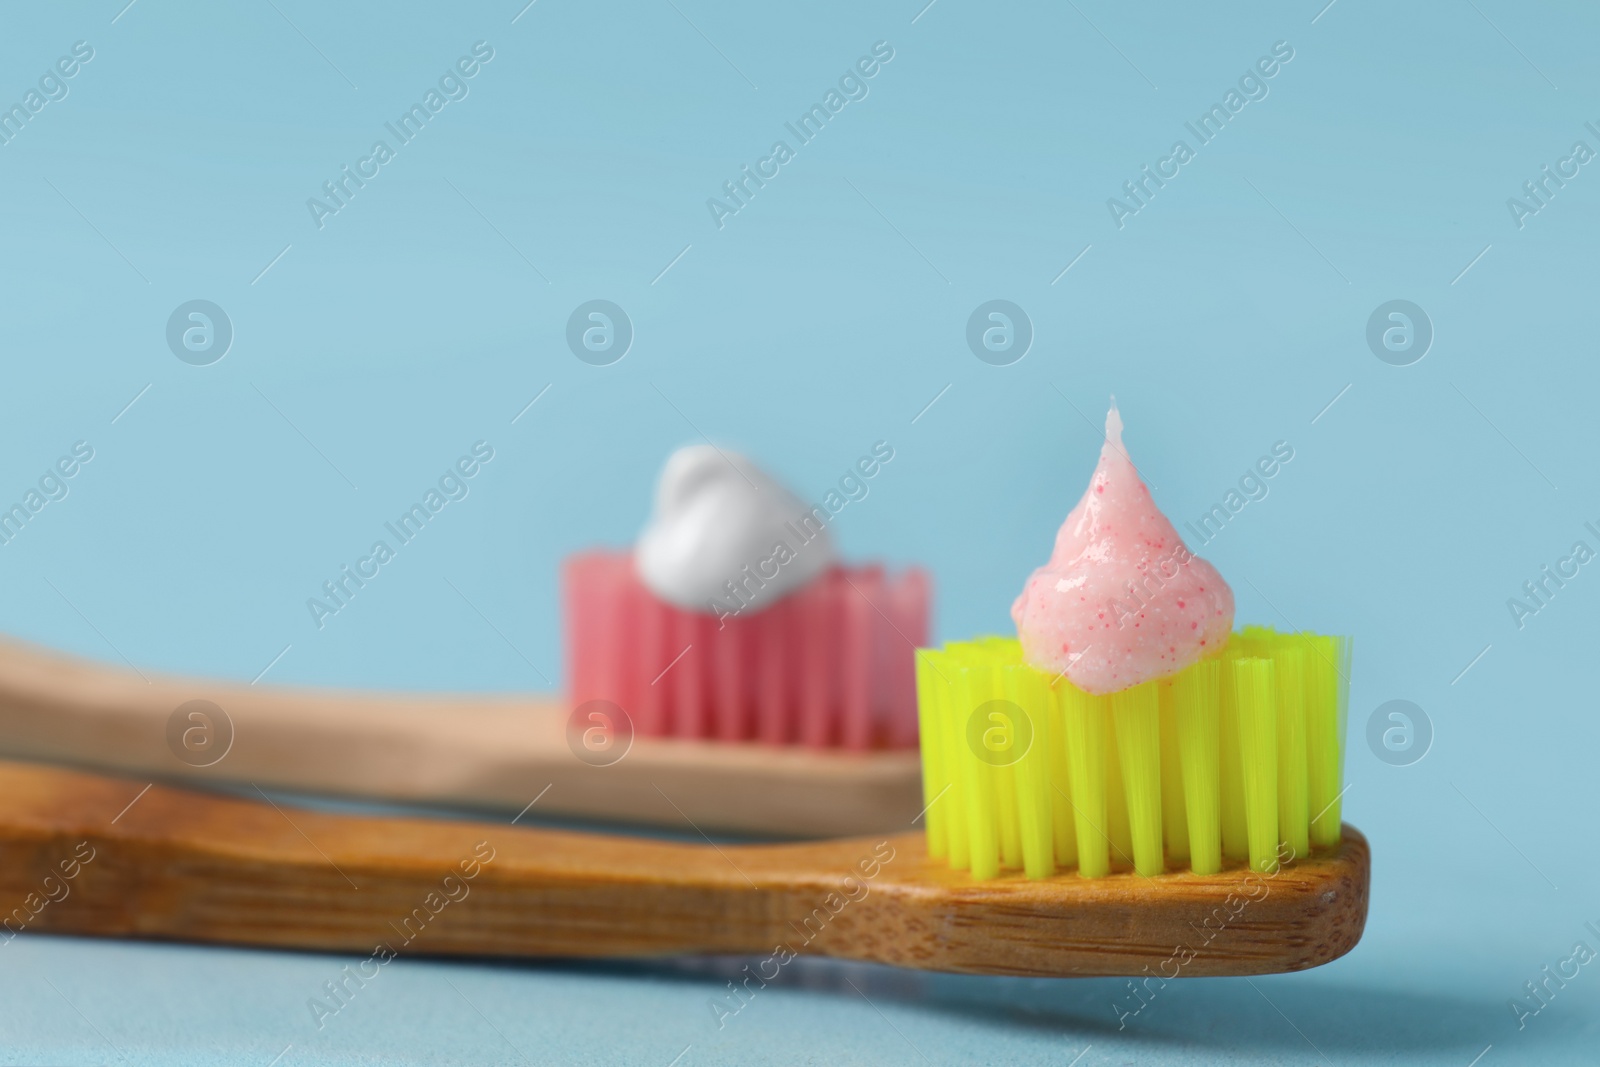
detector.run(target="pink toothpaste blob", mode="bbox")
[1010,400,1234,695]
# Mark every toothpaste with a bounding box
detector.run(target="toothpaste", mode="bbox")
[635,445,836,613]
[1011,401,1234,694]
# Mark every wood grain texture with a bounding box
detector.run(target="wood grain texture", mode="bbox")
[0,635,922,838]
[0,761,1369,976]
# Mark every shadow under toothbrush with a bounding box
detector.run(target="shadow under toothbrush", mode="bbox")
[472,955,1530,1057]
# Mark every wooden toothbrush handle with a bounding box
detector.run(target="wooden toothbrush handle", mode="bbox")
[0,760,1369,976]
[0,635,922,837]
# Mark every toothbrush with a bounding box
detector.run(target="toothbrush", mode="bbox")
[0,758,1368,976]
[0,633,921,839]
[0,443,934,839]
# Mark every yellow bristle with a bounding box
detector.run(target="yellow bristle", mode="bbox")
[1111,681,1164,877]
[1045,682,1078,870]
[1156,677,1190,867]
[958,664,1001,880]
[971,652,1023,872]
[1009,667,1056,879]
[1060,683,1111,878]
[1103,708,1134,870]
[1217,653,1248,863]
[915,627,1348,881]
[1234,657,1280,874]
[1170,659,1221,874]
[977,636,1021,658]
[913,650,950,860]
[935,653,971,871]
[1272,644,1311,862]
[1236,625,1275,652]
[958,696,1000,876]
[1304,633,1349,848]
[994,748,1023,871]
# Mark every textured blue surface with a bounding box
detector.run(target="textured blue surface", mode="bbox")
[1,0,1598,1063]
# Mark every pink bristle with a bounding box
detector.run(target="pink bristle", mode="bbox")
[710,614,750,741]
[562,551,929,749]
[754,598,793,744]
[886,568,929,748]
[612,559,650,719]
[840,567,879,750]
[869,573,898,743]
[797,572,841,749]
[562,554,595,703]
[635,585,672,735]
[564,553,618,706]
[670,610,710,739]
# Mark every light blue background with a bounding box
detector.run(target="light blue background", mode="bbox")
[1,0,1597,1062]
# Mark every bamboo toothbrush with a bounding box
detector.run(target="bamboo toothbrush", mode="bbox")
[0,443,935,839]
[0,634,921,839]
[0,447,934,838]
[0,757,1368,976]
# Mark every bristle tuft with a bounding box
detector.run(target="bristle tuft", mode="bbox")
[566,551,929,749]
[914,627,1348,879]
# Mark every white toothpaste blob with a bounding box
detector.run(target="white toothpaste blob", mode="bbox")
[634,445,836,613]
